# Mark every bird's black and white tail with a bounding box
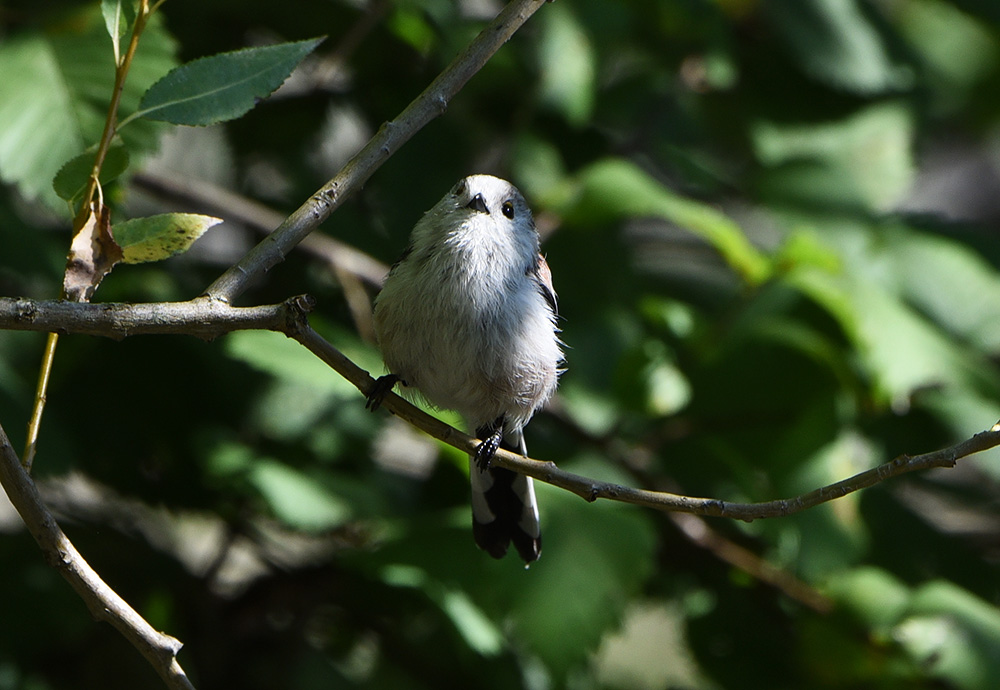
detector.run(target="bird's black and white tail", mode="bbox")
[470,426,541,563]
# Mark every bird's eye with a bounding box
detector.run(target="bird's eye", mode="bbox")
[454,180,466,196]
[501,201,515,219]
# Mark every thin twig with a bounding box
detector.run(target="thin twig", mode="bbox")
[22,332,58,470]
[286,320,1000,521]
[668,512,833,612]
[0,423,196,690]
[203,0,550,303]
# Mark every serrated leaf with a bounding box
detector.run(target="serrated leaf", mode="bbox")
[113,213,221,264]
[0,7,175,209]
[52,144,130,202]
[135,37,324,126]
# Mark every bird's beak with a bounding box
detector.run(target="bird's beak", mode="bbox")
[466,193,489,215]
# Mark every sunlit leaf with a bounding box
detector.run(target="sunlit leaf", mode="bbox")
[225,330,361,397]
[764,0,909,93]
[568,158,771,284]
[0,7,175,209]
[886,225,1000,352]
[896,581,1000,689]
[113,212,221,263]
[825,566,911,630]
[752,103,915,211]
[250,458,351,531]
[537,3,596,126]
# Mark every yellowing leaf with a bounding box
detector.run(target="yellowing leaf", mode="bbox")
[113,213,221,264]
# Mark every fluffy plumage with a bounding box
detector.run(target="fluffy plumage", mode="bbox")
[369,175,562,563]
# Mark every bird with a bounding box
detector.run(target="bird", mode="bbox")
[366,174,562,563]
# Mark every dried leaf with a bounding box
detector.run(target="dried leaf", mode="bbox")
[63,200,123,302]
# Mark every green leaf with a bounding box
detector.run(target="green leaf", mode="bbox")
[764,0,909,94]
[0,7,175,209]
[249,459,351,531]
[52,144,130,202]
[537,3,596,126]
[101,0,135,61]
[614,338,691,417]
[896,581,1000,689]
[847,280,993,409]
[508,463,657,673]
[792,266,987,409]
[225,330,362,398]
[886,226,1000,352]
[380,565,505,656]
[899,0,1000,109]
[135,37,324,126]
[113,212,221,263]
[825,567,911,631]
[752,103,915,211]
[568,158,771,285]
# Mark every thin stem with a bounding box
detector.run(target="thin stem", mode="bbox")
[29,0,157,472]
[22,332,58,471]
[75,0,152,229]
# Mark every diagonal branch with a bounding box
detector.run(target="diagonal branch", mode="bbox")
[202,0,550,304]
[287,319,1000,521]
[0,423,196,690]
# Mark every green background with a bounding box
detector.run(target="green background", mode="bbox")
[3,0,1000,688]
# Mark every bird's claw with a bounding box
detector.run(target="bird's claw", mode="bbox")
[366,374,401,412]
[474,428,503,471]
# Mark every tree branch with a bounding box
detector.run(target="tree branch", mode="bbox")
[5,295,999,521]
[0,295,313,340]
[286,320,1000,521]
[202,0,550,304]
[0,422,196,690]
[131,169,390,289]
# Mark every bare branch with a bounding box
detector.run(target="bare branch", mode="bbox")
[0,423,196,690]
[5,295,998,521]
[286,319,1000,522]
[668,512,833,612]
[203,0,551,304]
[0,295,313,340]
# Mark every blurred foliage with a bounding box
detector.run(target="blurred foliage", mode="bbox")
[3,0,1000,688]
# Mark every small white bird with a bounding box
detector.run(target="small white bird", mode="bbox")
[366,174,562,563]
